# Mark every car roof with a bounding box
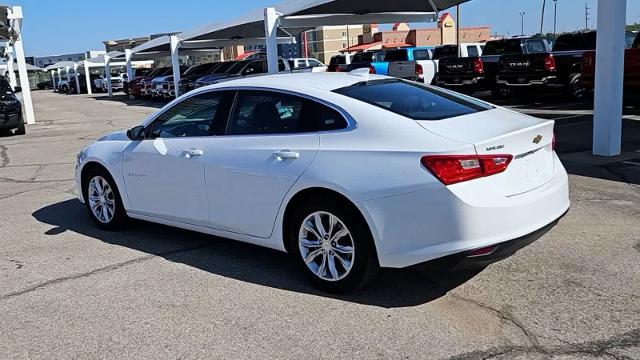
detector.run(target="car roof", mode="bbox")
[201,72,388,93]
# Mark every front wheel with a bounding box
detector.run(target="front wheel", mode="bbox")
[13,121,25,135]
[289,197,378,293]
[83,168,127,230]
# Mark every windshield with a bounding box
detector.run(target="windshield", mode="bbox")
[212,62,236,74]
[227,61,249,74]
[334,79,492,121]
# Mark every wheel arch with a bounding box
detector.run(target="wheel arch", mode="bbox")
[281,187,378,257]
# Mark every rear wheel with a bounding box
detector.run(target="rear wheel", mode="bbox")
[289,196,378,293]
[569,74,587,101]
[13,121,25,135]
[83,168,127,230]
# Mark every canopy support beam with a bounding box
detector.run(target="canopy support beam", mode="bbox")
[125,48,133,91]
[84,60,92,95]
[50,70,56,91]
[104,54,112,97]
[592,0,626,156]
[9,6,35,124]
[264,7,280,74]
[170,35,181,98]
[73,63,81,94]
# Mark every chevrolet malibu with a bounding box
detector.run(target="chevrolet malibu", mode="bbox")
[75,71,569,292]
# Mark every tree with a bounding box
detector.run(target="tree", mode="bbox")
[627,23,640,32]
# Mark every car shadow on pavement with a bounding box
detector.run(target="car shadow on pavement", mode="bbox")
[33,199,481,308]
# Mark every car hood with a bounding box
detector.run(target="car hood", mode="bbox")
[196,73,234,83]
[97,131,129,142]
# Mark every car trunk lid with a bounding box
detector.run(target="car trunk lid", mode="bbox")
[417,108,555,196]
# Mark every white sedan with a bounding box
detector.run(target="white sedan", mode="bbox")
[75,71,570,292]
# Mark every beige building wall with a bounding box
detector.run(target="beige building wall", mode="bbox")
[306,25,363,63]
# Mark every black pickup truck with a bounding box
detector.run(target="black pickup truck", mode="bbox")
[437,37,550,95]
[496,32,603,99]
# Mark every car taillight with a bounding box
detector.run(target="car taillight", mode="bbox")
[416,63,424,76]
[369,66,376,74]
[334,66,341,73]
[544,54,556,72]
[473,58,484,74]
[421,154,513,185]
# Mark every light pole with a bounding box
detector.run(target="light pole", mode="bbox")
[540,0,547,36]
[553,0,558,38]
[520,12,526,36]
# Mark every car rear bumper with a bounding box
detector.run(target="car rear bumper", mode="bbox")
[361,154,570,268]
[412,210,566,272]
[497,76,560,88]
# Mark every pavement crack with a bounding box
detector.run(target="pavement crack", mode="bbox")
[0,242,214,301]
[0,144,9,167]
[0,176,74,184]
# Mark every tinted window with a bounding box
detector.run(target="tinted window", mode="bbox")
[352,52,374,63]
[628,32,639,48]
[413,49,431,61]
[150,92,224,138]
[228,61,249,74]
[433,45,458,59]
[467,46,480,57]
[213,62,235,74]
[483,40,524,56]
[553,32,597,51]
[330,56,346,65]
[242,61,266,76]
[309,59,324,67]
[226,91,347,135]
[334,79,492,121]
[384,50,409,62]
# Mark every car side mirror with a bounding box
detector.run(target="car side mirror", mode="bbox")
[127,125,146,140]
[13,86,21,93]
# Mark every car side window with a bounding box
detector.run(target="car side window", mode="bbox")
[225,91,348,135]
[242,61,265,76]
[149,92,224,138]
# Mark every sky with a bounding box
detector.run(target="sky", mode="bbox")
[17,0,640,57]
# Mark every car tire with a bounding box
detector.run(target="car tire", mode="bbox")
[569,74,587,101]
[13,121,25,135]
[83,167,127,230]
[288,196,379,293]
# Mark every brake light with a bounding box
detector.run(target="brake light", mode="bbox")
[369,66,376,74]
[544,54,556,72]
[421,154,513,185]
[334,66,341,73]
[416,63,424,76]
[473,58,484,74]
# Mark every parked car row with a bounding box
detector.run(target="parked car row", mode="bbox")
[126,57,328,100]
[328,31,639,101]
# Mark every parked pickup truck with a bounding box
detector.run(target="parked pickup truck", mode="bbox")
[386,47,438,84]
[496,32,609,99]
[433,43,484,60]
[347,51,388,74]
[437,37,549,94]
[581,32,640,94]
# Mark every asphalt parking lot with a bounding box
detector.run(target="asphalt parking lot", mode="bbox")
[1,91,639,359]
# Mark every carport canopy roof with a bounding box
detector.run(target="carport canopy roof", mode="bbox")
[180,0,471,42]
[44,61,76,71]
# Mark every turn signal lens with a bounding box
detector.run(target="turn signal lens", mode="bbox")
[421,154,513,185]
[369,66,376,74]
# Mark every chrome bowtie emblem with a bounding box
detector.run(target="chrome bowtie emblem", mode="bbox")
[533,135,543,144]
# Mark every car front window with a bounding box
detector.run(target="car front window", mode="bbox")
[149,92,225,138]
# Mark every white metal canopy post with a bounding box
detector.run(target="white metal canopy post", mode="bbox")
[592,0,626,156]
[264,7,280,74]
[65,66,71,84]
[73,63,81,94]
[124,48,133,86]
[9,6,35,125]
[83,60,92,95]
[170,35,181,98]
[104,54,112,97]
[50,70,56,91]
[5,45,17,89]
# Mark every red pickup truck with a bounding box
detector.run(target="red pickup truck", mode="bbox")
[582,32,640,92]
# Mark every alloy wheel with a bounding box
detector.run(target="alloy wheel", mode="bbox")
[88,176,116,224]
[298,211,355,282]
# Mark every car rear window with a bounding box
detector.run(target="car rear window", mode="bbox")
[553,32,597,51]
[334,79,493,121]
[413,49,431,61]
[384,50,409,62]
[330,56,346,65]
[483,39,524,55]
[433,45,458,59]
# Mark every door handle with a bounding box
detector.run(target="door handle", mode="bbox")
[273,150,300,161]
[183,149,204,159]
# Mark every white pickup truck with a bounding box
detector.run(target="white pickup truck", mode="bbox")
[387,43,485,84]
